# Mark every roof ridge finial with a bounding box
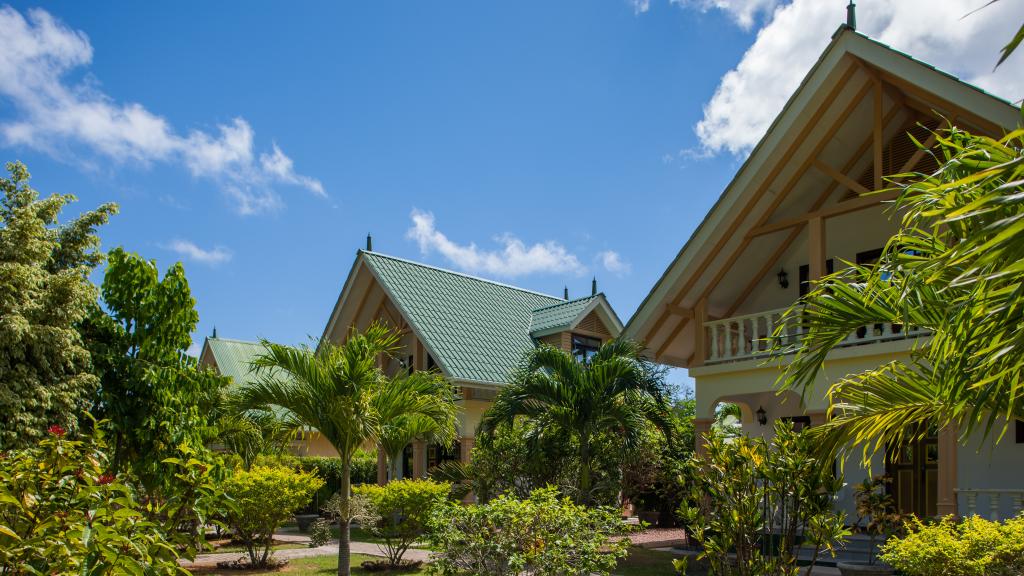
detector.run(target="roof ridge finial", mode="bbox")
[212,326,217,339]
[592,276,597,296]
[366,233,373,252]
[846,0,856,30]
[563,286,569,300]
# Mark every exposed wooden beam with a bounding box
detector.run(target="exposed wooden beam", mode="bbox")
[808,216,826,281]
[896,132,938,175]
[724,225,803,318]
[747,190,899,237]
[691,298,707,368]
[647,63,861,329]
[655,317,690,360]
[725,113,902,316]
[666,304,693,319]
[874,78,884,191]
[870,65,1003,136]
[813,159,871,196]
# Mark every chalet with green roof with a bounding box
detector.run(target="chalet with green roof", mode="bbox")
[321,249,623,482]
[201,249,623,478]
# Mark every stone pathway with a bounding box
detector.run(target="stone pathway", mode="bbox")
[181,533,431,570]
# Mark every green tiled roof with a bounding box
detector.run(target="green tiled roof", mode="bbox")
[362,251,566,385]
[529,295,599,336]
[203,337,265,387]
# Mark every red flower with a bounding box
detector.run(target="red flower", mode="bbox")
[97,473,115,485]
[48,424,66,437]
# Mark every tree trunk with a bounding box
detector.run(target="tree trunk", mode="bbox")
[579,431,592,505]
[338,457,352,576]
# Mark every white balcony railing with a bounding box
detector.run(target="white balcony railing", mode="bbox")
[703,307,928,364]
[956,489,1024,521]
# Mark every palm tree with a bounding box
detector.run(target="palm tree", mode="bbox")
[235,323,457,576]
[773,126,1024,460]
[374,369,458,481]
[481,339,672,505]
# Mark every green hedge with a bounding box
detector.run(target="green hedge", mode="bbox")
[296,450,377,515]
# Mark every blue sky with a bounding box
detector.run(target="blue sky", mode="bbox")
[2,1,1020,393]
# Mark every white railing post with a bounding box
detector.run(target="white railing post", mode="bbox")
[966,491,978,517]
[990,493,1001,521]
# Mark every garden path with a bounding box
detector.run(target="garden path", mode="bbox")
[180,534,431,570]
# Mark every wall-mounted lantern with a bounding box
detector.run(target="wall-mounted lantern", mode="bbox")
[777,268,789,289]
[756,406,768,426]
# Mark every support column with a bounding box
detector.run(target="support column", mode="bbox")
[809,216,826,282]
[412,441,426,479]
[376,449,388,486]
[692,298,707,368]
[936,425,959,517]
[694,418,714,458]
[460,437,476,503]
[808,411,828,428]
[459,437,475,464]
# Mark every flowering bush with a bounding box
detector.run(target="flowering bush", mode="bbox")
[221,465,324,567]
[879,514,1024,576]
[0,425,196,574]
[353,478,451,567]
[427,487,629,576]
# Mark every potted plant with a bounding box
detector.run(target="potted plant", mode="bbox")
[837,476,904,576]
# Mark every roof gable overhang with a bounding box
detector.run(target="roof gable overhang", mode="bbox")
[529,294,625,339]
[624,27,1020,367]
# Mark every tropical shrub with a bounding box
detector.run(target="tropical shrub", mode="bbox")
[678,422,848,576]
[309,517,334,548]
[221,465,324,567]
[878,515,1024,576]
[427,487,629,576]
[0,424,204,574]
[622,396,695,526]
[353,478,451,568]
[481,339,672,505]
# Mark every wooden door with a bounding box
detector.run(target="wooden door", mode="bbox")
[886,434,938,517]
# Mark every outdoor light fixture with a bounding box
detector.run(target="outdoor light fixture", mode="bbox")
[777,268,789,289]
[756,406,768,426]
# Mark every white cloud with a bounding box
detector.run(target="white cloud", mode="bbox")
[673,0,781,29]
[598,250,632,275]
[631,0,652,14]
[675,0,1024,156]
[165,239,233,266]
[0,6,324,213]
[406,209,586,278]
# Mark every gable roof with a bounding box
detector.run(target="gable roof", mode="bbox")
[362,251,562,385]
[323,251,623,386]
[529,293,624,338]
[199,337,264,387]
[623,25,1020,361]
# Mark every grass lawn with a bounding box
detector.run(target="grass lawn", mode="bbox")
[191,547,692,575]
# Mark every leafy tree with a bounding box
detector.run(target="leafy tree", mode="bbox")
[236,323,459,576]
[83,247,227,492]
[353,478,451,568]
[375,369,458,481]
[216,405,298,471]
[222,465,324,568]
[678,422,848,576]
[774,127,1024,459]
[0,161,116,448]
[481,339,672,505]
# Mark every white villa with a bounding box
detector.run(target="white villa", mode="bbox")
[624,23,1023,521]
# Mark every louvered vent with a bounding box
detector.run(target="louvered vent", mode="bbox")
[847,120,941,199]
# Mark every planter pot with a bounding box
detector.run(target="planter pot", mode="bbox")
[294,513,320,532]
[836,561,895,576]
